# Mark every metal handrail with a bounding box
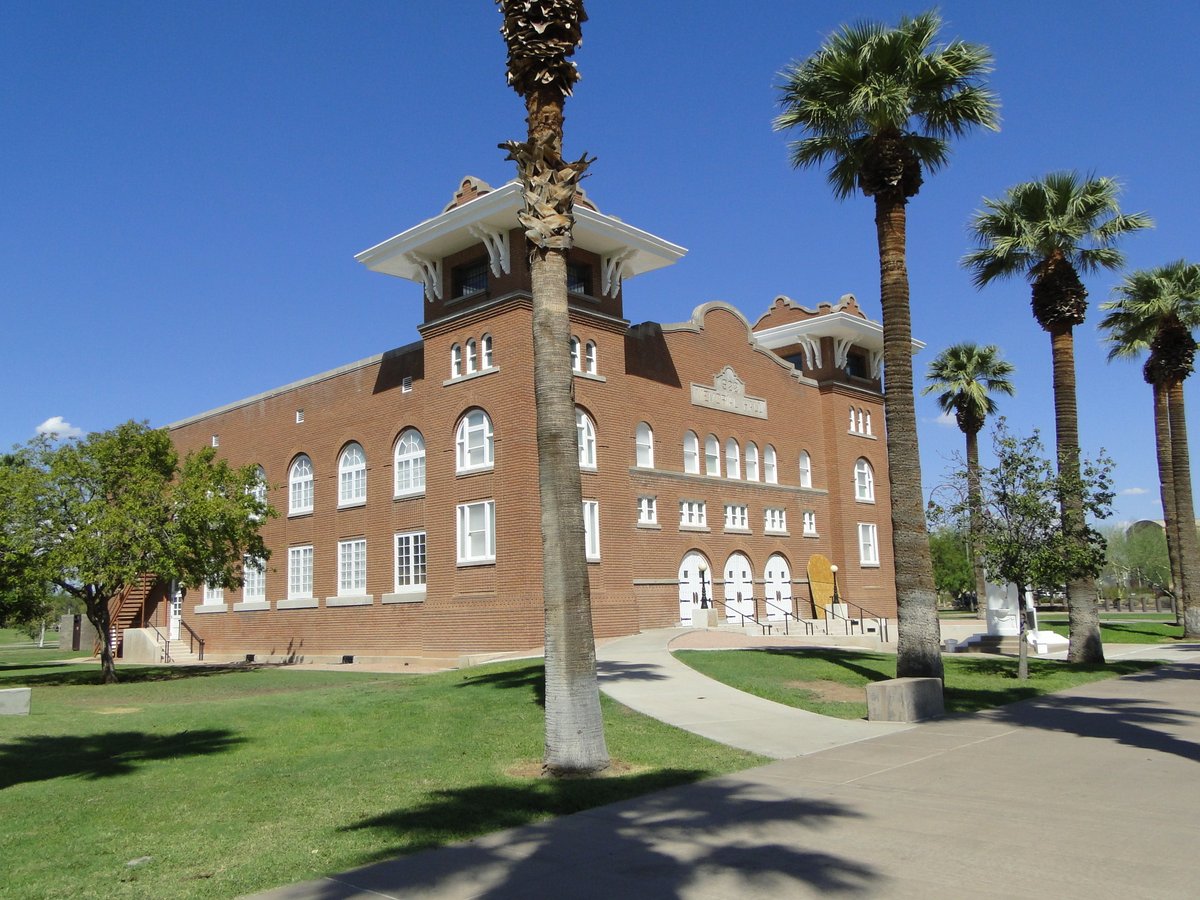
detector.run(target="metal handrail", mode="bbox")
[145,622,174,663]
[179,619,205,661]
[822,598,890,643]
[707,595,776,635]
[759,597,816,636]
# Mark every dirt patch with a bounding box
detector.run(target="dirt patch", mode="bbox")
[505,758,647,780]
[95,707,142,715]
[784,680,864,703]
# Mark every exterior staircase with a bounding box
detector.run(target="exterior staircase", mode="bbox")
[101,576,162,657]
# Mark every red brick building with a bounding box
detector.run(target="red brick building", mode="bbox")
[153,177,897,665]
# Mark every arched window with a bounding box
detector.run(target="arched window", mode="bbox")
[744,443,759,481]
[451,343,462,378]
[585,340,598,374]
[763,445,778,484]
[855,457,875,502]
[465,338,478,374]
[570,337,581,372]
[456,409,494,472]
[576,408,597,469]
[798,450,812,488]
[865,411,872,435]
[683,430,700,474]
[635,422,654,468]
[394,429,426,496]
[481,333,493,368]
[248,465,268,521]
[849,406,856,432]
[857,408,865,434]
[338,443,367,506]
[725,438,741,479]
[704,434,720,476]
[289,455,313,514]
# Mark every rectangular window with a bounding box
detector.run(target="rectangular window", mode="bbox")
[583,500,600,561]
[394,531,427,592]
[803,510,817,535]
[211,434,219,448]
[764,507,787,533]
[724,504,748,530]
[295,409,304,424]
[637,495,657,525]
[288,545,313,600]
[567,263,592,295]
[454,259,489,297]
[858,523,879,566]
[338,539,367,595]
[203,582,224,604]
[457,500,496,563]
[679,500,707,528]
[402,376,413,393]
[243,556,266,600]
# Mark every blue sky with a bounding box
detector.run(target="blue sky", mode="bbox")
[3,1,1198,524]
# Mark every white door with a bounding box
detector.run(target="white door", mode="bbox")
[169,592,182,640]
[678,552,710,625]
[723,553,754,621]
[764,554,793,620]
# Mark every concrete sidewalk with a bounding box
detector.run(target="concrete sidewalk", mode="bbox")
[250,634,1200,899]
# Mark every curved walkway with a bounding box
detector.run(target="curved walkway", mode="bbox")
[595,628,910,758]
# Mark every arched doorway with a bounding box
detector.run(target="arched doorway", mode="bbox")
[677,551,712,625]
[723,552,754,621]
[763,554,793,621]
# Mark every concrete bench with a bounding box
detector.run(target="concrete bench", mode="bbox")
[0,687,31,716]
[866,677,943,722]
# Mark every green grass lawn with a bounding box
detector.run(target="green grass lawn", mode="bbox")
[673,647,1160,720]
[0,652,763,899]
[1034,614,1185,644]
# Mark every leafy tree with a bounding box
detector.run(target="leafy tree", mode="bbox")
[774,10,999,680]
[963,172,1151,663]
[1101,524,1170,598]
[928,527,974,607]
[496,0,608,775]
[923,343,1015,608]
[1099,261,1200,635]
[930,421,1113,678]
[1,422,272,683]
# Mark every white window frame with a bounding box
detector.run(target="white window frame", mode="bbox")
[764,445,778,484]
[289,455,313,515]
[394,429,426,497]
[849,406,857,432]
[855,458,875,502]
[465,338,478,374]
[683,430,700,474]
[704,434,720,477]
[288,545,313,600]
[764,507,787,534]
[803,510,818,535]
[456,409,494,473]
[570,336,581,372]
[725,439,741,480]
[451,343,463,379]
[457,499,496,564]
[583,500,600,561]
[338,538,367,596]
[394,530,427,593]
[745,443,759,482]
[858,522,880,566]
[243,556,266,601]
[203,582,224,604]
[679,500,707,528]
[724,503,749,531]
[577,408,597,470]
[481,333,493,369]
[635,422,654,468]
[585,340,598,374]
[637,495,657,525]
[798,450,812,488]
[338,443,367,507]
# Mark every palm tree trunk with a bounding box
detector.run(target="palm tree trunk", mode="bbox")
[874,196,942,679]
[1167,380,1200,638]
[1049,326,1104,663]
[1152,381,1184,621]
[519,84,609,775]
[965,427,988,611]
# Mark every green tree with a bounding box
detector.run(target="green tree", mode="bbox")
[963,172,1151,663]
[923,343,1015,609]
[928,527,974,607]
[1101,524,1170,599]
[2,422,272,683]
[1099,261,1200,636]
[774,10,999,679]
[931,421,1113,678]
[496,0,608,775]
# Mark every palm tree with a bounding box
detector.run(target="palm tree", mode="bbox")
[963,172,1152,663]
[775,10,999,679]
[497,0,608,774]
[923,343,1015,612]
[1100,261,1200,637]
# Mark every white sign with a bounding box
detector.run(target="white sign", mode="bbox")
[691,367,767,419]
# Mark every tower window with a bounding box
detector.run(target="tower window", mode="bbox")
[453,259,489,297]
[567,264,592,296]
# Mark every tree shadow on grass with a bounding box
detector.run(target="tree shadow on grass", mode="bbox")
[1,663,253,688]
[756,647,894,684]
[455,663,545,706]
[324,773,876,898]
[0,728,245,790]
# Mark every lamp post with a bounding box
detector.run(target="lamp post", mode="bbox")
[830,564,840,608]
[697,561,710,609]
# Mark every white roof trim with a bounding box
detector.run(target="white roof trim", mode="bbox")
[753,310,925,356]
